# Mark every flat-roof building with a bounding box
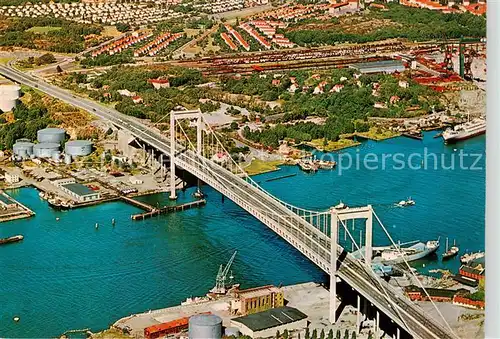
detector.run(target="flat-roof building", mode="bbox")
[52,178,100,202]
[230,306,307,338]
[350,59,406,74]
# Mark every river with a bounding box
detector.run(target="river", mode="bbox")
[0,131,485,337]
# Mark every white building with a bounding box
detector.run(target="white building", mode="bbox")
[5,172,20,184]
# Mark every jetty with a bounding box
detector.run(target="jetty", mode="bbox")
[131,200,206,220]
[121,196,155,211]
[265,174,297,182]
[402,132,423,140]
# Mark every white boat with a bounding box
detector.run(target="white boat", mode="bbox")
[442,117,486,143]
[397,197,415,207]
[374,239,440,264]
[460,251,485,265]
[193,189,205,199]
[334,201,347,209]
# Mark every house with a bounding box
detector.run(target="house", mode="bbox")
[390,95,400,104]
[132,96,143,104]
[272,79,281,86]
[404,285,468,303]
[313,81,328,95]
[231,285,284,316]
[311,73,321,80]
[374,102,387,109]
[117,89,133,97]
[399,80,410,88]
[330,84,344,93]
[148,78,170,89]
[288,83,299,93]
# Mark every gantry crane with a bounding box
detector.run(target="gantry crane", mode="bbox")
[210,251,237,294]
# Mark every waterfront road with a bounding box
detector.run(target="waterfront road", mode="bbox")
[0,65,458,339]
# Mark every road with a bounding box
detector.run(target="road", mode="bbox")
[0,64,458,339]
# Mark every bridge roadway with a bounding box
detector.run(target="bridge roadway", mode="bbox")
[0,65,457,339]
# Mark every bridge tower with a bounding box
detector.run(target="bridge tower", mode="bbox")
[329,205,374,327]
[170,109,203,200]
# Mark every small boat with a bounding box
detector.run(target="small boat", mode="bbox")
[397,197,415,207]
[442,238,459,260]
[460,251,484,265]
[13,316,20,322]
[56,217,60,221]
[193,189,205,199]
[334,201,347,210]
[318,160,336,169]
[0,235,24,245]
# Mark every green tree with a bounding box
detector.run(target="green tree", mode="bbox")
[312,329,317,339]
[351,331,356,339]
[276,330,280,339]
[343,329,349,339]
[336,330,341,339]
[320,329,325,339]
[305,327,310,339]
[283,329,289,339]
[327,329,333,339]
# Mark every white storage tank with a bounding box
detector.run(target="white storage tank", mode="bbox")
[13,141,35,159]
[189,314,222,339]
[64,154,72,164]
[52,150,61,162]
[65,140,93,157]
[34,143,59,158]
[0,84,21,113]
[37,128,66,144]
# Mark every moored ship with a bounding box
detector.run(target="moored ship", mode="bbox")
[372,239,440,265]
[442,117,486,143]
[460,251,484,265]
[0,235,24,245]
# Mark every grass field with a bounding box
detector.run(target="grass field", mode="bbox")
[26,26,62,34]
[356,127,400,141]
[244,159,283,176]
[101,26,122,37]
[308,138,361,152]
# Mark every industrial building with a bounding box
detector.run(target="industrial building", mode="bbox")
[13,141,35,160]
[51,178,100,202]
[231,285,284,315]
[5,172,20,184]
[37,128,66,144]
[0,83,21,113]
[230,306,307,338]
[65,140,93,157]
[350,59,406,74]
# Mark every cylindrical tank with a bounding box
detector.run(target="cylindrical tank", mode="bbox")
[16,138,31,143]
[37,128,66,144]
[189,314,222,339]
[52,150,61,162]
[0,84,21,112]
[13,141,35,159]
[224,327,240,337]
[64,154,72,164]
[33,143,59,158]
[65,140,93,156]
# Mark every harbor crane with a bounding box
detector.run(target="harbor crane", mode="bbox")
[210,251,237,294]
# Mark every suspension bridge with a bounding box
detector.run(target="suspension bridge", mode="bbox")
[0,64,460,339]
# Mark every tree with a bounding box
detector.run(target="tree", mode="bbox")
[336,330,341,339]
[230,121,239,130]
[351,331,357,339]
[343,329,349,339]
[305,327,310,339]
[276,330,280,339]
[298,333,301,339]
[327,329,334,339]
[283,329,289,339]
[367,330,373,339]
[320,329,325,339]
[311,329,317,339]
[56,65,63,73]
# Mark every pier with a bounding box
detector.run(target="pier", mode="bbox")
[131,199,206,220]
[121,195,155,211]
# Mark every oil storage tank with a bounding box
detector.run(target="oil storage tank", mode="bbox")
[65,140,93,157]
[37,128,66,144]
[34,143,59,158]
[13,141,34,159]
[189,314,222,339]
[0,84,21,113]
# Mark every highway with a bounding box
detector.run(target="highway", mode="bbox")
[0,64,458,339]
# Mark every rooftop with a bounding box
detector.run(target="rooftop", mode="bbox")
[62,183,97,197]
[351,60,405,73]
[231,306,307,331]
[237,285,281,299]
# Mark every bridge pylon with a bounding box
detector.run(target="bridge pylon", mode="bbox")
[169,109,204,200]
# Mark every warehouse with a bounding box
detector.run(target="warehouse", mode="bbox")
[230,306,307,338]
[52,178,100,202]
[350,60,406,74]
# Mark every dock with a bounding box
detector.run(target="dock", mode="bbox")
[265,174,297,182]
[121,196,155,211]
[131,200,206,220]
[402,132,423,140]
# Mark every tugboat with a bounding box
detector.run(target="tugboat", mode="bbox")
[334,201,348,210]
[397,197,415,207]
[442,238,459,260]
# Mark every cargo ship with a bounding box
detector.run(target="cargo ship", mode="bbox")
[0,235,24,245]
[442,117,486,143]
[372,239,440,265]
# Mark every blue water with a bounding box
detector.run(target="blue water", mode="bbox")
[0,131,485,337]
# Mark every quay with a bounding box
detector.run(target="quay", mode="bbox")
[402,132,424,140]
[131,199,206,220]
[0,190,35,222]
[265,173,297,182]
[122,195,155,212]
